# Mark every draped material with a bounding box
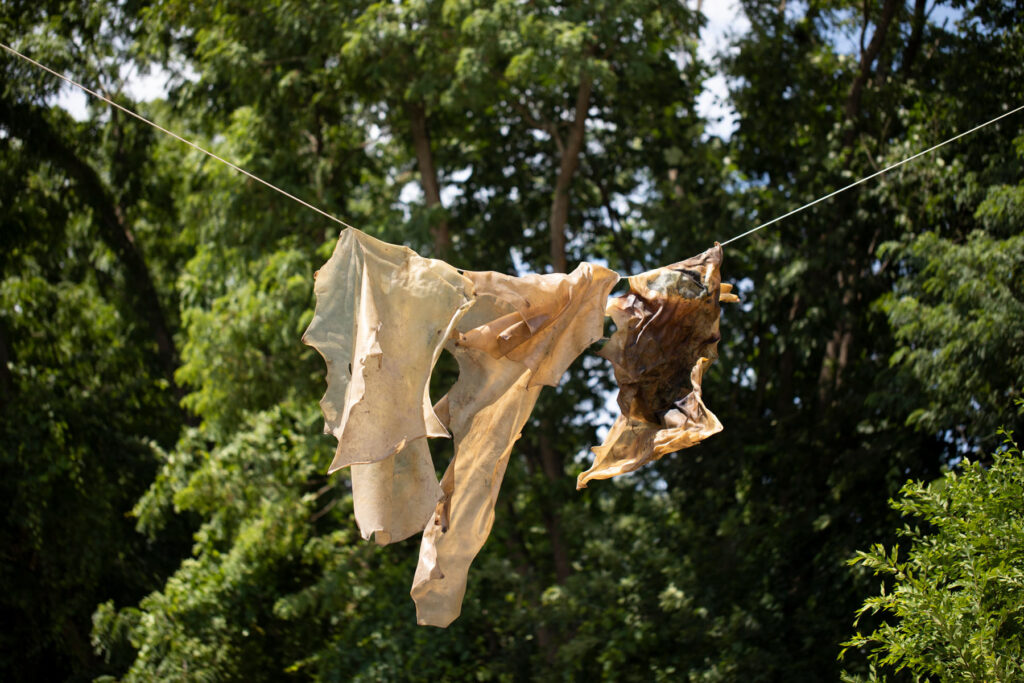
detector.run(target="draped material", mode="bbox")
[304,227,734,625]
[302,228,474,543]
[577,244,739,489]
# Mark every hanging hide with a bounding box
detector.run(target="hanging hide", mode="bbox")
[302,228,474,544]
[577,244,739,489]
[304,227,734,625]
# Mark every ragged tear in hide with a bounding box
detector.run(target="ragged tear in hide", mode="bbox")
[577,243,739,489]
[302,228,474,544]
[412,264,619,627]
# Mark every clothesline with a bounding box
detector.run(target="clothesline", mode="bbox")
[3,41,1022,252]
[7,40,1019,629]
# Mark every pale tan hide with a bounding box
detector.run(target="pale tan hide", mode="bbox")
[577,244,738,489]
[302,228,474,544]
[412,264,619,627]
[349,439,441,546]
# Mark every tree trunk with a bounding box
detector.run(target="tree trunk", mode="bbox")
[406,102,450,256]
[817,278,855,410]
[825,0,898,402]
[537,432,572,584]
[520,431,573,585]
[902,0,928,73]
[548,75,593,273]
[502,498,557,662]
[775,293,803,419]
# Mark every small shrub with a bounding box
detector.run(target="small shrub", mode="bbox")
[842,420,1024,681]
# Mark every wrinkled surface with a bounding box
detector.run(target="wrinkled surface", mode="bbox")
[577,244,737,489]
[412,263,619,626]
[411,329,541,628]
[456,268,617,387]
[302,228,473,543]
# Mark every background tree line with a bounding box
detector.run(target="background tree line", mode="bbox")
[1,0,1022,680]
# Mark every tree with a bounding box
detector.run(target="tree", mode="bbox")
[645,1,1024,678]
[1,3,192,678]
[77,0,738,677]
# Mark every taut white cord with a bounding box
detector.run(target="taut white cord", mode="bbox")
[718,103,1024,247]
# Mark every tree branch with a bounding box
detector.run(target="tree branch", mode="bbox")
[0,99,180,385]
[406,101,451,255]
[844,0,899,142]
[510,98,563,153]
[548,73,593,273]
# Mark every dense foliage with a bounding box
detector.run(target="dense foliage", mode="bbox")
[1,0,1022,680]
[844,413,1024,682]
